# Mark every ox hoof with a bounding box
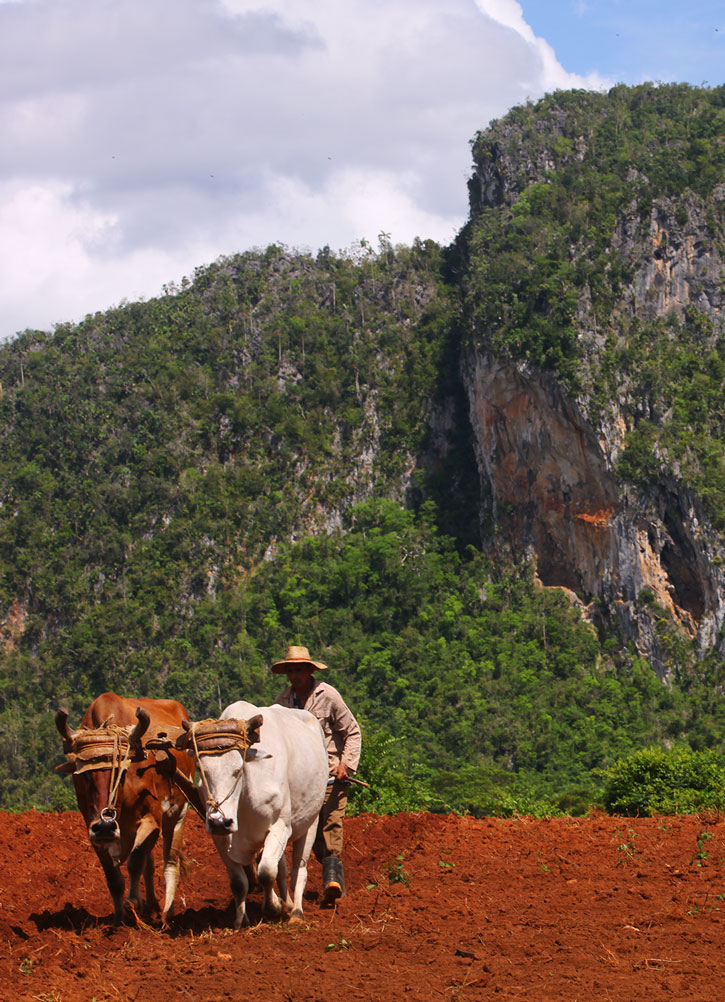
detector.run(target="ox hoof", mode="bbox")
[263,893,284,920]
[288,910,305,925]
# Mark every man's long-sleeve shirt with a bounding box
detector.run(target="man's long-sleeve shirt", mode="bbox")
[275,678,361,775]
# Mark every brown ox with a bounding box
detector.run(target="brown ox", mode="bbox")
[55,692,194,926]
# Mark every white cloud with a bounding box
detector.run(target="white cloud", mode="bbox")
[474,0,607,91]
[0,178,223,334]
[0,0,592,338]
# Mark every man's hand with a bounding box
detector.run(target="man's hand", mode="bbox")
[333,762,349,782]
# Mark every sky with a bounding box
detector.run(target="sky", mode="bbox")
[1,0,723,340]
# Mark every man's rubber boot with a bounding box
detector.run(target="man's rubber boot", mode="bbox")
[321,856,345,906]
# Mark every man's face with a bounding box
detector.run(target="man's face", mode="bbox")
[286,665,313,687]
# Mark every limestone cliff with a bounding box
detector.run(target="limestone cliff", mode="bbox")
[461,85,725,674]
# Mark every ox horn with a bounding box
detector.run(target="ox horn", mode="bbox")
[129,706,151,750]
[55,707,75,753]
[175,717,193,749]
[246,714,263,746]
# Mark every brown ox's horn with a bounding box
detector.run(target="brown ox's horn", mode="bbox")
[55,708,75,752]
[129,706,151,748]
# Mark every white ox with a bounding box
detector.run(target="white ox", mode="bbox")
[179,701,327,928]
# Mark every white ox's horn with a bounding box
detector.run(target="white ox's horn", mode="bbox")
[175,717,193,750]
[245,714,263,745]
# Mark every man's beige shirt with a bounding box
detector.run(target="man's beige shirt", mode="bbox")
[275,679,361,775]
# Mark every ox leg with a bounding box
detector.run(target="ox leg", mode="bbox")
[213,838,250,930]
[275,853,293,916]
[258,820,291,920]
[287,822,317,923]
[95,846,126,926]
[229,866,250,931]
[127,816,160,919]
[244,854,259,894]
[160,802,188,927]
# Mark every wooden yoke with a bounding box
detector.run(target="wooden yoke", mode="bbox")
[141,725,203,819]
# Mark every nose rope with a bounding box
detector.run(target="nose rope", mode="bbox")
[106,729,133,813]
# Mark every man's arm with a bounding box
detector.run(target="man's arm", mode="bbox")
[330,691,362,776]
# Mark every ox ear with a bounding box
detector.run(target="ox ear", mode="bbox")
[55,759,77,774]
[246,714,263,746]
[55,707,75,753]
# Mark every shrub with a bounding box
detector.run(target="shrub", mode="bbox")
[346,723,438,816]
[603,745,725,816]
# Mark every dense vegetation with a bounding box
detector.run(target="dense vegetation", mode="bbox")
[0,238,476,811]
[602,745,725,817]
[0,84,724,816]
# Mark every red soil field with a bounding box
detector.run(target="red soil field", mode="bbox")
[1,808,723,1001]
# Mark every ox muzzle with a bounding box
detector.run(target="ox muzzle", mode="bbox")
[205,806,237,836]
[89,807,120,843]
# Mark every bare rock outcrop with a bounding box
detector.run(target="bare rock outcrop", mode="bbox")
[463,349,724,675]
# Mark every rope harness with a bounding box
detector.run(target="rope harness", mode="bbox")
[184,720,252,823]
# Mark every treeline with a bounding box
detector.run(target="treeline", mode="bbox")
[3,490,724,815]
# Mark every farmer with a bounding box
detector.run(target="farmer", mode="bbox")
[272,644,361,905]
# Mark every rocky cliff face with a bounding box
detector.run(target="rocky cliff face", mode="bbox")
[463,348,724,674]
[462,89,725,673]
[616,194,725,323]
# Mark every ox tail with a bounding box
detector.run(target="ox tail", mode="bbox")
[178,847,193,882]
[244,854,260,893]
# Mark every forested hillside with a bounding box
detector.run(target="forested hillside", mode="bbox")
[1,83,724,816]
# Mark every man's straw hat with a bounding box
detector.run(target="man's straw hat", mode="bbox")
[270,645,328,674]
